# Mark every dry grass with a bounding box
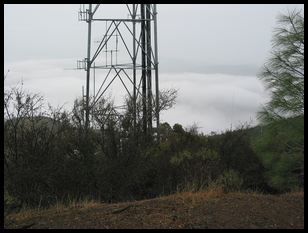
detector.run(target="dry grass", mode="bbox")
[3,185,250,222]
[6,198,106,224]
[5,190,304,229]
[171,185,226,208]
[279,190,304,198]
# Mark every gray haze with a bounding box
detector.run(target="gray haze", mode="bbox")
[4,4,304,133]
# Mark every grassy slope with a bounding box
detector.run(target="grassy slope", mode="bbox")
[4,190,304,229]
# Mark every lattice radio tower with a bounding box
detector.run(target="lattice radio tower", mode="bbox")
[77,4,159,136]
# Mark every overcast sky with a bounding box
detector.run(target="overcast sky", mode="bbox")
[4,4,304,134]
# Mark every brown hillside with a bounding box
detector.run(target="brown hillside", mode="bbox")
[4,191,304,229]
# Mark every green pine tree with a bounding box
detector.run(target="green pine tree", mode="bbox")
[258,9,304,123]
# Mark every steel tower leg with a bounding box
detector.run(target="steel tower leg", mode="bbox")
[132,4,137,134]
[141,4,147,135]
[153,4,160,138]
[146,4,152,133]
[85,4,92,130]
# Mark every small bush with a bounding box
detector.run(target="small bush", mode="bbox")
[4,191,22,216]
[216,169,244,192]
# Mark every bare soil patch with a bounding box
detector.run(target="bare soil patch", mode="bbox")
[4,191,304,229]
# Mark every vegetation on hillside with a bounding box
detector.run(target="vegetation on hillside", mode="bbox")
[4,84,303,213]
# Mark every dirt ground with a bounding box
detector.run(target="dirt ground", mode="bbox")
[4,191,304,229]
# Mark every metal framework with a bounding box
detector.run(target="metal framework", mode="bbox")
[77,4,159,136]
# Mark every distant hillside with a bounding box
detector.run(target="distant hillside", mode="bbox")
[246,115,304,141]
[4,115,70,133]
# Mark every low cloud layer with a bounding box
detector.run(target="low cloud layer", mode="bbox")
[4,59,269,134]
[159,57,262,76]
[159,72,269,133]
